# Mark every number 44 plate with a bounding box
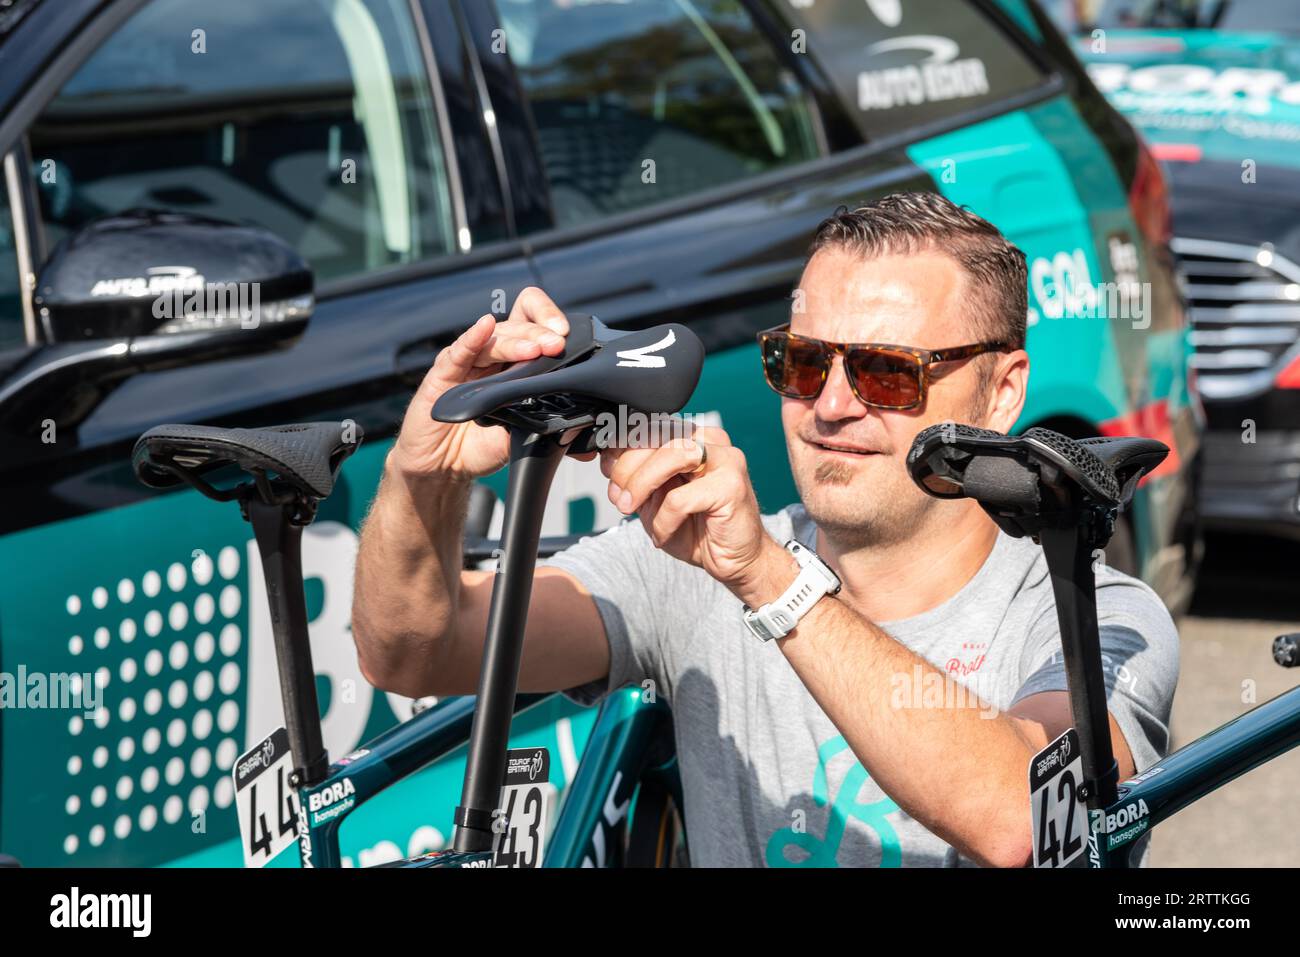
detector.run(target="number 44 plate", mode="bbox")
[494,747,556,868]
[233,728,300,868]
[1029,729,1088,868]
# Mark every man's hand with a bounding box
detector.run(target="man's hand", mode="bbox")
[389,287,594,480]
[600,427,793,604]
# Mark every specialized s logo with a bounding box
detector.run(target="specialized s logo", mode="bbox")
[765,735,901,867]
[615,329,675,368]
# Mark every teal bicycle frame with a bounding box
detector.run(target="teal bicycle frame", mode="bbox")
[292,688,680,868]
[1093,683,1300,867]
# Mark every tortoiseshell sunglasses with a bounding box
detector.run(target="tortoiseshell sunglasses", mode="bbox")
[757,324,1011,411]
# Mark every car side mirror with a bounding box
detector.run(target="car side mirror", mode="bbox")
[0,209,313,431]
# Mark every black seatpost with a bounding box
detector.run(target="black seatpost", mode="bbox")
[247,498,330,789]
[1038,524,1121,818]
[454,429,570,852]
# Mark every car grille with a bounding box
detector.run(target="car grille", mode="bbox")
[1172,237,1300,401]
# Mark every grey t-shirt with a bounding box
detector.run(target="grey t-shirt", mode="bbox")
[543,503,1180,867]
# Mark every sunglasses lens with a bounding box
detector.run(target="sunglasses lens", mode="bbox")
[762,334,826,398]
[849,350,922,408]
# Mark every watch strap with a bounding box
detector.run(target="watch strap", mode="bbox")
[743,540,840,641]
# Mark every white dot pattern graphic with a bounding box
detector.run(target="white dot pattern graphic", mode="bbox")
[60,547,247,856]
[219,624,241,657]
[193,671,214,702]
[192,552,214,586]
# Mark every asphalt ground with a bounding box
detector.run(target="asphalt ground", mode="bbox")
[1148,531,1300,867]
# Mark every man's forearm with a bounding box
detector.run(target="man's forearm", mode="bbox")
[774,595,1037,867]
[353,452,472,692]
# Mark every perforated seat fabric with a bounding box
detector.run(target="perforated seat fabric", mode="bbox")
[1021,427,1121,505]
[132,422,361,499]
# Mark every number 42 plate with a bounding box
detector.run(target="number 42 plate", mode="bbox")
[233,728,300,868]
[1029,729,1088,868]
[494,747,556,868]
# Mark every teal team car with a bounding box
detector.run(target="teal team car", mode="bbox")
[1046,0,1300,536]
[0,0,1199,866]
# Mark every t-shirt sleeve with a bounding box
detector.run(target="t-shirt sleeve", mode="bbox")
[1010,569,1181,776]
[539,517,683,707]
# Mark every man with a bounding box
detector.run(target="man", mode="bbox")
[352,191,1179,867]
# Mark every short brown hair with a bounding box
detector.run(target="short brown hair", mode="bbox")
[807,191,1028,351]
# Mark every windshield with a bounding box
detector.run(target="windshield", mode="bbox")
[1050,0,1300,34]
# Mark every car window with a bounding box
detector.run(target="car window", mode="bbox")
[777,0,1046,140]
[499,0,822,230]
[1051,0,1300,35]
[28,0,456,285]
[0,178,25,352]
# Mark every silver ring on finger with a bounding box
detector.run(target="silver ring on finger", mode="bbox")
[688,441,709,477]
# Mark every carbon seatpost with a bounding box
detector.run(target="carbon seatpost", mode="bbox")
[453,429,568,852]
[1038,523,1121,817]
[246,497,330,789]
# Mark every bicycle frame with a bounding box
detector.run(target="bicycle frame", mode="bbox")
[285,688,677,868]
[1097,683,1300,867]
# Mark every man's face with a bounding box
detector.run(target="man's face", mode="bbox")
[782,247,1011,548]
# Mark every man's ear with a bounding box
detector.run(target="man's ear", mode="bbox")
[985,349,1029,433]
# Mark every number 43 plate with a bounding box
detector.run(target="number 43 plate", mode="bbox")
[494,747,556,868]
[1029,729,1088,868]
[233,728,300,868]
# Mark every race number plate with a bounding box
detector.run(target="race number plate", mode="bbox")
[1029,729,1088,868]
[233,727,300,868]
[493,747,555,869]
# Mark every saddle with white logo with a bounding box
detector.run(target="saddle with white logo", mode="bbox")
[433,313,704,450]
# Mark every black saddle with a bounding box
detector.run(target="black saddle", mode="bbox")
[433,314,704,447]
[132,421,363,504]
[906,424,1168,545]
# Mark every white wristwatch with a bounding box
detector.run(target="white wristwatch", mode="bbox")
[742,540,841,642]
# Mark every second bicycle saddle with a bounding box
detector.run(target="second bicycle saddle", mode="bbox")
[133,421,362,502]
[432,314,704,443]
[906,423,1168,544]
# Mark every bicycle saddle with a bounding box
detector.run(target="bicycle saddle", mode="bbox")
[906,424,1168,543]
[132,421,363,501]
[433,314,704,446]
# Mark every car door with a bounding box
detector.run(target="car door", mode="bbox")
[0,0,569,867]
